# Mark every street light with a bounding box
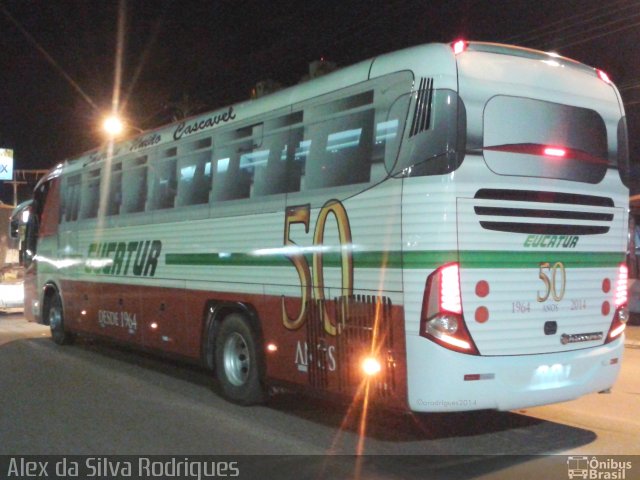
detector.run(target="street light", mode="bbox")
[102,115,124,137]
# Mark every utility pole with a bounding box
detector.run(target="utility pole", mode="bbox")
[6,178,26,206]
[5,169,48,206]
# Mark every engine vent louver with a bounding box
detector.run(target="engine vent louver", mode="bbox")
[409,77,433,137]
[473,189,615,236]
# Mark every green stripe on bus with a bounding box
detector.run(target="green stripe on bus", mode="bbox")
[165,252,291,268]
[165,250,623,269]
[458,250,624,268]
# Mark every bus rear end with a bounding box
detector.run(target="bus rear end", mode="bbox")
[405,42,629,411]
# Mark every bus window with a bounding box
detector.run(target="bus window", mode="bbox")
[210,143,251,202]
[80,169,101,219]
[293,129,310,190]
[61,174,81,222]
[176,151,212,206]
[210,126,258,202]
[121,156,148,214]
[149,152,178,210]
[176,138,212,207]
[106,163,122,216]
[250,128,300,197]
[483,96,608,183]
[304,108,374,190]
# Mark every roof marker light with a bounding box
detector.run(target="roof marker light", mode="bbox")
[597,69,612,84]
[452,40,467,55]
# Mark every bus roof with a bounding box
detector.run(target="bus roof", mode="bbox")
[46,40,606,179]
[47,42,461,177]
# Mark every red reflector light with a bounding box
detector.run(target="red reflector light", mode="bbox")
[452,40,467,55]
[543,147,566,157]
[597,69,612,84]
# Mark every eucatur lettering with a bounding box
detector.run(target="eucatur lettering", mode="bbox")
[86,240,162,277]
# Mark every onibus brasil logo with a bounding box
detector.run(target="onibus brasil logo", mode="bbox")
[567,456,633,479]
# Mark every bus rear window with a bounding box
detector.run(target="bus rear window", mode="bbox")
[483,96,608,183]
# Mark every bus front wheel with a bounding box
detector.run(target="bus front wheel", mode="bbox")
[48,293,74,345]
[215,313,265,405]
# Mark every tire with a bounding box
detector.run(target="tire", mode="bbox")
[48,292,74,345]
[215,313,265,405]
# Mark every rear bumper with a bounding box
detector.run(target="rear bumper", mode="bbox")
[406,334,624,412]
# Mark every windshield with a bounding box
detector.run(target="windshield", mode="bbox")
[483,96,610,183]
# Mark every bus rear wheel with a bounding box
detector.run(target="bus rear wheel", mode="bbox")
[48,293,74,345]
[215,313,265,405]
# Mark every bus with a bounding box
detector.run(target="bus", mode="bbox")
[16,40,630,412]
[628,194,640,323]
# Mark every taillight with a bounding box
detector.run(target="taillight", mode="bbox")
[420,263,479,355]
[451,40,467,55]
[440,263,462,314]
[615,263,628,307]
[605,263,629,344]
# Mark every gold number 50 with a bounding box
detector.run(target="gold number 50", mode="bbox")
[537,261,566,302]
[281,200,353,335]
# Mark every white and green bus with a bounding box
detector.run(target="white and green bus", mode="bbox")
[18,41,630,411]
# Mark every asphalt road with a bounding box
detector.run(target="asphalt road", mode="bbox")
[1,315,638,479]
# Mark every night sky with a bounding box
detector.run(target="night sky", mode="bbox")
[1,0,639,190]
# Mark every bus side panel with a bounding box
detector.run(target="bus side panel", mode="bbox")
[142,285,187,352]
[56,278,410,409]
[26,178,62,323]
[61,279,97,333]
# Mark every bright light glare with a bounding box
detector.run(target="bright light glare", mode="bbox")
[361,357,382,376]
[543,147,566,157]
[439,333,471,350]
[610,322,626,339]
[103,115,124,136]
[452,40,467,55]
[597,69,612,84]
